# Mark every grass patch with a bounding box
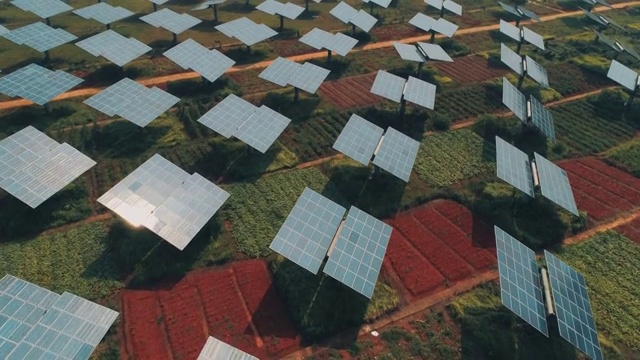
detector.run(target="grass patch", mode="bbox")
[605,138,640,177]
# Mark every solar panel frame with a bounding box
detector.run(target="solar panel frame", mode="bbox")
[517,6,540,21]
[234,105,291,153]
[530,96,556,141]
[75,30,151,67]
[607,60,639,91]
[256,0,282,15]
[269,187,347,274]
[299,28,331,50]
[150,0,170,4]
[502,77,527,123]
[403,76,437,110]
[417,42,453,62]
[330,1,357,24]
[350,10,377,33]
[258,57,299,87]
[323,206,392,298]
[595,31,624,53]
[499,19,522,43]
[372,127,420,182]
[620,40,640,61]
[73,3,134,25]
[409,13,436,32]
[197,336,258,360]
[524,55,549,88]
[495,136,534,197]
[139,8,202,35]
[393,42,425,63]
[10,0,72,19]
[501,43,524,75]
[279,2,305,19]
[290,62,331,94]
[163,39,235,82]
[216,18,278,46]
[326,33,358,56]
[494,226,549,336]
[332,114,384,166]
[369,0,392,8]
[370,70,406,103]
[534,153,579,215]
[522,27,545,50]
[197,94,257,138]
[499,1,522,17]
[1,22,77,53]
[0,64,83,106]
[581,8,609,27]
[443,0,462,15]
[0,24,9,36]
[431,18,458,38]
[544,251,603,360]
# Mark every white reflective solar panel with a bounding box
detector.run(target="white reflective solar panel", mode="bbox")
[522,27,545,50]
[0,126,95,208]
[197,94,257,138]
[369,0,392,8]
[333,114,383,166]
[73,3,134,25]
[0,25,9,36]
[324,206,392,298]
[140,8,202,34]
[495,226,549,336]
[327,33,358,56]
[409,13,436,32]
[270,188,347,274]
[501,43,524,75]
[432,18,458,38]
[417,42,453,62]
[530,96,555,141]
[534,153,578,215]
[98,154,229,250]
[594,31,623,53]
[10,0,72,19]
[299,28,330,50]
[443,0,462,15]
[258,57,299,87]
[404,76,437,110]
[151,0,170,5]
[499,1,521,17]
[393,42,424,62]
[256,0,282,14]
[164,39,235,82]
[330,2,357,24]
[83,78,179,127]
[76,30,151,67]
[544,251,603,360]
[215,17,278,46]
[370,70,406,103]
[300,29,357,56]
[607,60,639,91]
[235,105,291,153]
[0,64,82,105]
[0,275,119,360]
[351,10,377,32]
[192,0,227,10]
[581,8,608,27]
[524,56,548,88]
[495,136,534,197]
[197,336,258,360]
[290,62,331,94]
[373,128,420,182]
[1,22,76,52]
[502,77,527,122]
[500,19,521,42]
[517,6,540,21]
[279,2,305,19]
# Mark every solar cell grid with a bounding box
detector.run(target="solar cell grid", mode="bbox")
[350,10,377,32]
[330,2,357,24]
[403,76,437,110]
[431,18,458,38]
[443,0,463,15]
[393,42,425,62]
[0,64,83,105]
[10,0,72,19]
[76,30,151,67]
[544,251,603,360]
[299,28,331,50]
[197,336,258,360]
[524,55,549,88]
[324,206,392,298]
[607,60,639,91]
[595,31,623,52]
[1,22,77,53]
[499,1,522,17]
[501,43,524,75]
[534,153,578,215]
[73,3,134,25]
[0,25,9,36]
[140,8,202,34]
[326,33,358,56]
[217,18,278,46]
[518,6,540,21]
[372,127,419,182]
[332,114,383,166]
[269,187,347,274]
[290,62,331,94]
[256,0,282,15]
[279,2,305,19]
[164,39,235,82]
[417,42,453,62]
[258,57,299,87]
[581,8,608,26]
[530,96,555,141]
[495,226,549,336]
[369,0,392,8]
[370,70,406,103]
[409,13,436,32]
[499,19,521,42]
[495,136,534,197]
[522,27,545,50]
[197,94,258,138]
[502,77,527,122]
[234,105,291,153]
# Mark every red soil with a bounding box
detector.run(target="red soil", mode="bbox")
[317,72,382,110]
[432,55,508,84]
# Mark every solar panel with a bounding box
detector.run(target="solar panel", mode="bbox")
[393,42,424,62]
[581,0,611,6]
[495,136,534,197]
[351,10,377,33]
[404,76,437,110]
[76,30,151,67]
[502,77,527,122]
[370,70,405,103]
[333,114,383,166]
[197,336,258,360]
[544,251,603,360]
[417,42,453,62]
[499,19,522,43]
[620,40,640,61]
[607,60,639,91]
[215,17,277,46]
[499,1,521,17]
[0,275,119,360]
[299,28,330,50]
[279,2,305,19]
[530,96,556,141]
[0,25,9,36]
[197,94,257,138]
[234,105,291,153]
[534,153,578,215]
[517,6,540,21]
[150,0,170,5]
[300,29,357,56]
[524,56,549,88]
[431,18,458,38]
[372,127,420,182]
[73,3,134,25]
[83,78,179,127]
[330,2,357,24]
[326,33,358,56]
[98,154,229,250]
[10,0,72,19]
[501,43,524,75]
[367,0,392,8]
[409,13,436,32]
[290,63,331,94]
[140,8,202,35]
[256,0,282,15]
[258,57,299,86]
[270,187,347,274]
[0,64,83,105]
[581,8,609,27]
[522,27,545,50]
[164,39,235,82]
[1,22,76,52]
[494,226,549,336]
[595,31,624,53]
[443,0,462,15]
[324,206,392,298]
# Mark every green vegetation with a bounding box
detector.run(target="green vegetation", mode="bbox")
[606,138,640,177]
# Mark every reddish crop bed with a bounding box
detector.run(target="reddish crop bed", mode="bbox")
[559,158,640,222]
[317,73,381,110]
[370,24,421,42]
[227,69,282,95]
[432,55,507,84]
[614,217,640,245]
[120,260,300,360]
[383,200,496,300]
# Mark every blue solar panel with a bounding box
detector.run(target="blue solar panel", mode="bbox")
[1,22,76,52]
[495,136,534,197]
[332,114,383,166]
[534,153,578,216]
[0,64,83,105]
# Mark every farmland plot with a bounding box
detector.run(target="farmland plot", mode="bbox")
[433,55,507,84]
[317,73,382,110]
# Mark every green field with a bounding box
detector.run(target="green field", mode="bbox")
[606,138,640,178]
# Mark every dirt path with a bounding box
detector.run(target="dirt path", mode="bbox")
[0,2,635,111]
[36,212,112,237]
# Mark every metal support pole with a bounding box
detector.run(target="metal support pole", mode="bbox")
[294,87,300,102]
[417,62,424,77]
[399,98,407,119]
[172,33,178,44]
[351,24,356,36]
[106,23,111,30]
[153,3,157,11]
[517,75,524,89]
[429,30,435,44]
[213,5,218,23]
[369,2,374,14]
[516,41,522,54]
[327,50,332,64]
[305,0,310,12]
[46,17,51,26]
[625,88,638,108]
[279,15,284,31]
[44,50,51,63]
[515,18,521,27]
[439,7,445,18]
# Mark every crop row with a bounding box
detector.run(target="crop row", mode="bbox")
[279,112,350,162]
